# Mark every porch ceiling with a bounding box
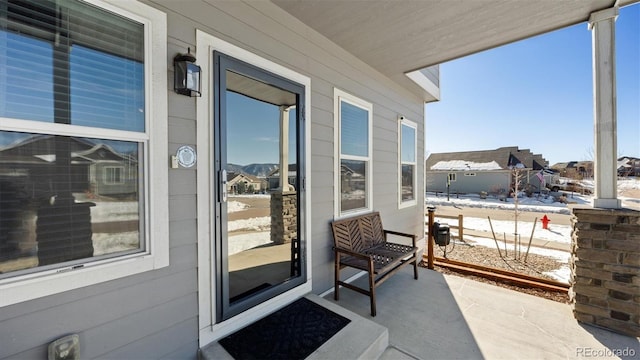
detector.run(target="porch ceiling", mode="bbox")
[272,0,636,102]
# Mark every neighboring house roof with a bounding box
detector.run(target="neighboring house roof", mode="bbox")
[0,135,135,165]
[617,159,633,169]
[426,146,548,171]
[228,173,263,185]
[430,160,501,171]
[551,161,593,171]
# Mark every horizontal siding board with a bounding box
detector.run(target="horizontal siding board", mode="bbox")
[4,345,46,360]
[168,170,197,196]
[310,123,333,142]
[0,269,196,358]
[168,195,197,222]
[168,117,197,145]
[161,341,199,360]
[169,219,198,248]
[86,294,197,358]
[95,317,198,360]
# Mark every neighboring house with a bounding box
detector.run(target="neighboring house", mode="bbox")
[227,173,266,194]
[617,156,640,177]
[551,161,594,179]
[0,135,138,198]
[266,164,298,190]
[0,0,628,358]
[426,147,549,195]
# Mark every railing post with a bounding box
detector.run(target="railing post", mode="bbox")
[458,214,463,242]
[426,206,435,269]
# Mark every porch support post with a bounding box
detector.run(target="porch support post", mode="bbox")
[588,7,621,209]
[279,106,293,191]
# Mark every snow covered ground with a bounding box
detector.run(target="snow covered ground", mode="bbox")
[425,177,640,283]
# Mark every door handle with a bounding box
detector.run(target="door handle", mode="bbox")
[221,169,228,203]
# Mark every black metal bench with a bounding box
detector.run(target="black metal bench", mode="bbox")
[331,211,418,316]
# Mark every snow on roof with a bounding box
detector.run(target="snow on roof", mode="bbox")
[617,159,632,168]
[430,160,502,171]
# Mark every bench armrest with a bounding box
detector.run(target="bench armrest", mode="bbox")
[333,246,372,261]
[383,230,417,247]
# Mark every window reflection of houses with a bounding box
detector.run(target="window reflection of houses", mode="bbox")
[0,134,138,199]
[340,162,365,193]
[267,164,298,191]
[227,173,267,194]
[0,132,140,271]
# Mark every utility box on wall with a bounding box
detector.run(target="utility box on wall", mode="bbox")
[48,334,80,360]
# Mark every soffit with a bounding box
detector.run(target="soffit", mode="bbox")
[272,0,636,101]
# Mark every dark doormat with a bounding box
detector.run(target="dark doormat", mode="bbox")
[219,297,351,360]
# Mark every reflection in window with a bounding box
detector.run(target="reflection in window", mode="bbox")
[0,131,142,277]
[400,120,417,205]
[341,159,367,211]
[1,0,145,131]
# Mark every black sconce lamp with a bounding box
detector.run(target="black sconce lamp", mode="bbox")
[174,48,201,97]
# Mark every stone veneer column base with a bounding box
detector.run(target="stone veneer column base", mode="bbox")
[270,191,297,244]
[570,207,640,337]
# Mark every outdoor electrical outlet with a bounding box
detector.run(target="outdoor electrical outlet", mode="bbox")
[48,334,80,360]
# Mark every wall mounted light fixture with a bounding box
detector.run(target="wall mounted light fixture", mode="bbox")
[174,48,201,97]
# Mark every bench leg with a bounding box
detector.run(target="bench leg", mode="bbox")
[413,258,419,280]
[334,253,340,301]
[368,262,376,317]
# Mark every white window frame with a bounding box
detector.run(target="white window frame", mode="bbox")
[448,173,457,182]
[196,31,312,347]
[334,88,373,218]
[0,0,168,308]
[464,172,477,177]
[399,117,417,208]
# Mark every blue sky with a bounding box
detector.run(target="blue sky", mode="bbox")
[425,4,639,166]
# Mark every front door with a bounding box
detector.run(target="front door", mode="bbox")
[213,52,306,320]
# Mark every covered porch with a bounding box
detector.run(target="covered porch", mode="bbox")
[322,266,638,359]
[203,266,638,359]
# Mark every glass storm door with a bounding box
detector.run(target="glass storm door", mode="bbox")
[213,52,306,320]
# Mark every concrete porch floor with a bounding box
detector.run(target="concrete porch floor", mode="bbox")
[323,266,639,359]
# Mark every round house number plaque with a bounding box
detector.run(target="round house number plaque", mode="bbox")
[176,145,197,168]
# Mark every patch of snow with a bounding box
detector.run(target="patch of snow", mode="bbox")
[431,215,572,244]
[618,177,640,190]
[430,160,502,171]
[89,201,139,222]
[228,201,249,213]
[92,231,139,256]
[544,266,571,284]
[342,190,365,200]
[228,216,270,232]
[461,234,571,283]
[228,231,272,255]
[426,194,577,215]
